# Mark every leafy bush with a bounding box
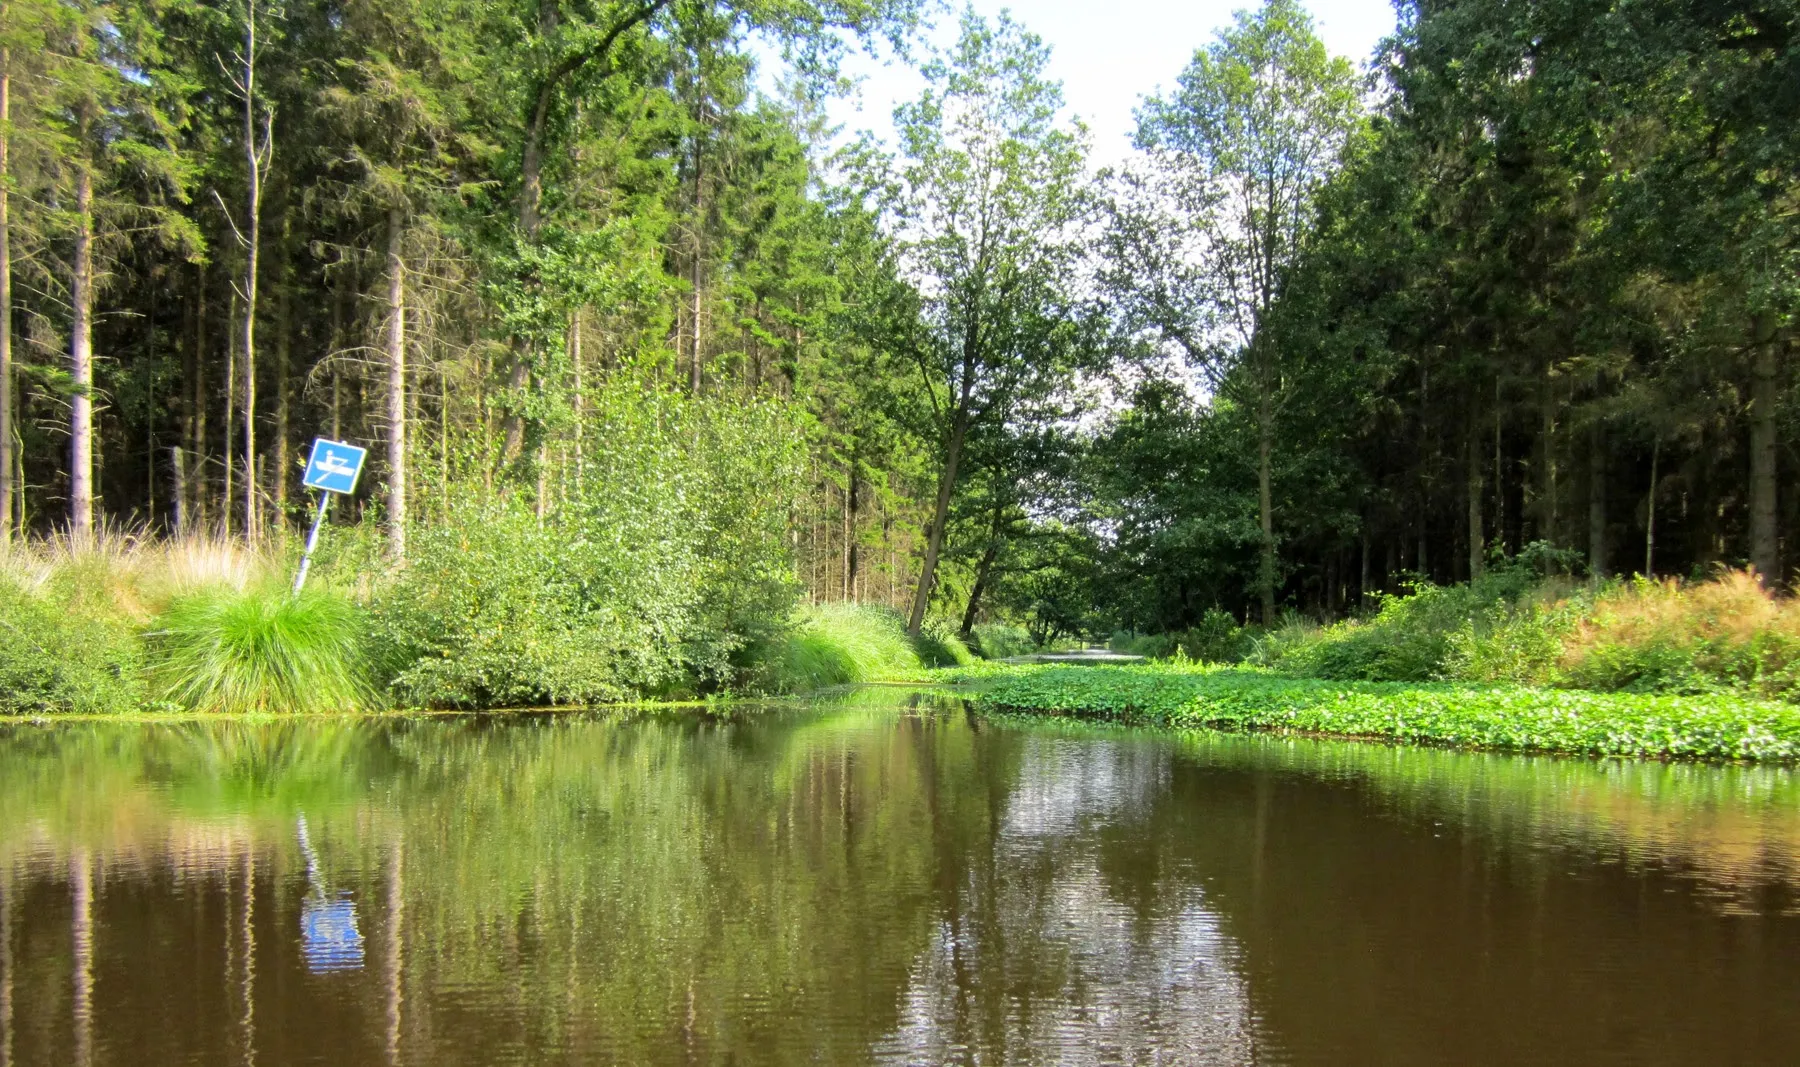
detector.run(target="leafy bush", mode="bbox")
[148,585,371,714]
[0,571,144,714]
[969,622,1036,660]
[747,604,925,693]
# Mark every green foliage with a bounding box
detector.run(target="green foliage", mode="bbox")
[965,663,1800,762]
[914,628,976,669]
[1109,609,1250,663]
[370,383,808,707]
[0,572,144,715]
[149,585,372,715]
[1258,568,1544,681]
[969,622,1035,660]
[747,604,925,694]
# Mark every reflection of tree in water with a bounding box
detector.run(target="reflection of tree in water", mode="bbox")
[3,703,1800,1063]
[875,734,1257,1065]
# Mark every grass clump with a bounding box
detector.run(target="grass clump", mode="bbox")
[914,628,976,668]
[962,663,1800,761]
[748,604,926,693]
[150,585,373,714]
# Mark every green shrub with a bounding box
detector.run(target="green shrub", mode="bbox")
[149,585,371,714]
[0,573,144,714]
[371,384,805,707]
[969,622,1036,660]
[746,604,925,693]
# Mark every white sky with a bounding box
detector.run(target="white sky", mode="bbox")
[818,0,1401,166]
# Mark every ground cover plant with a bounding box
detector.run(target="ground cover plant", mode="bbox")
[948,663,1800,761]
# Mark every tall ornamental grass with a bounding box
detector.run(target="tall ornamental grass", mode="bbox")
[150,585,373,714]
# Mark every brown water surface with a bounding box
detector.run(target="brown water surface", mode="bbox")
[2,688,1798,1065]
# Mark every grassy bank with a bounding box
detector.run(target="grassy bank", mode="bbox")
[0,529,990,714]
[944,662,1800,761]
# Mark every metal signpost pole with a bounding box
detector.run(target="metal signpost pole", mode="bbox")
[293,492,332,594]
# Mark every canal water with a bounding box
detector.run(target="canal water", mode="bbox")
[2,687,1797,1065]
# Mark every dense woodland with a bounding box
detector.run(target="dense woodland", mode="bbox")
[0,0,1795,654]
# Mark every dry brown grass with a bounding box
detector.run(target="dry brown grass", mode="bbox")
[1565,570,1800,657]
[0,527,275,623]
[1558,569,1800,695]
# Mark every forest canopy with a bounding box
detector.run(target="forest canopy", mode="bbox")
[0,0,1795,668]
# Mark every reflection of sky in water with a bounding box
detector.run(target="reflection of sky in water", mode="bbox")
[874,737,1258,1064]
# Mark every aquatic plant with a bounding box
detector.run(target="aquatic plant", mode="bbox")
[150,585,373,714]
[954,663,1800,761]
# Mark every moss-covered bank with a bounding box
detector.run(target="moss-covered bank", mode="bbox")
[942,662,1800,762]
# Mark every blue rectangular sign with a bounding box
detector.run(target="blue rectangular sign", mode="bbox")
[302,438,367,495]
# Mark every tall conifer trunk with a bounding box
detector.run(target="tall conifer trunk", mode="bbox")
[1468,417,1484,580]
[1588,424,1607,577]
[0,40,12,544]
[385,208,406,560]
[1749,316,1781,586]
[68,109,95,536]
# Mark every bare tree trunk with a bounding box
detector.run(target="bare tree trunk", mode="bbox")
[1257,384,1276,623]
[171,445,187,534]
[908,409,969,636]
[223,293,237,533]
[1588,423,1607,577]
[385,208,406,561]
[191,263,209,528]
[1645,436,1660,578]
[329,285,343,440]
[689,136,704,394]
[69,113,95,537]
[0,42,11,544]
[1747,316,1781,586]
[1468,417,1485,580]
[273,222,290,523]
[959,502,1006,638]
[845,462,860,602]
[570,312,583,495]
[238,0,266,542]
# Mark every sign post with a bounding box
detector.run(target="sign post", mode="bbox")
[294,438,367,593]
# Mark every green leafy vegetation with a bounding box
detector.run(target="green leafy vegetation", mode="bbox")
[955,663,1800,761]
[968,623,1037,660]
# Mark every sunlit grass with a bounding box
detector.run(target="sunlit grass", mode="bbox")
[149,584,374,714]
[750,603,928,693]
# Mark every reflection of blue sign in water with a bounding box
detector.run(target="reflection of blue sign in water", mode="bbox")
[301,893,366,973]
[302,438,367,495]
[297,814,365,974]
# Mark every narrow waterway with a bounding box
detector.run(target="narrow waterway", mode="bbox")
[1,687,1797,1065]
